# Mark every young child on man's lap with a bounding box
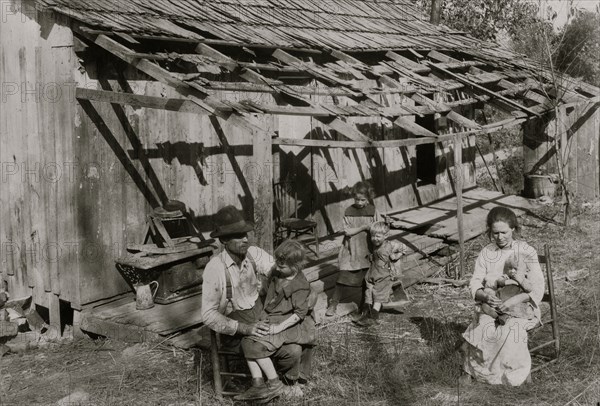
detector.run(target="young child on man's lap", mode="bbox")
[235,240,315,402]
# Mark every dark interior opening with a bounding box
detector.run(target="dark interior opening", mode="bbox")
[416,143,437,186]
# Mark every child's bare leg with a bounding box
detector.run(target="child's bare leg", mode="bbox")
[247,360,264,379]
[255,357,278,380]
[326,284,342,316]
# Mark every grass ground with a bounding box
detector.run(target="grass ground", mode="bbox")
[1,202,598,406]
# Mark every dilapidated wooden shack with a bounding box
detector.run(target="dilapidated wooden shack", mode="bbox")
[1,0,598,343]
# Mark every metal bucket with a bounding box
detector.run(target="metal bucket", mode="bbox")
[523,174,558,198]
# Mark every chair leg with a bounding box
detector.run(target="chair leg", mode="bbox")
[313,227,319,257]
[545,245,560,359]
[210,331,223,399]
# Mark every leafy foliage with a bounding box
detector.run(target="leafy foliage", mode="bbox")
[554,10,600,86]
[415,0,540,41]
[511,18,555,66]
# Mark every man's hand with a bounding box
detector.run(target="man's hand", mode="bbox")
[238,321,270,337]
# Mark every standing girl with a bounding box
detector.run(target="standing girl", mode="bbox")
[326,181,382,317]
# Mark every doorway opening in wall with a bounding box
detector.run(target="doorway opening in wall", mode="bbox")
[416,143,437,186]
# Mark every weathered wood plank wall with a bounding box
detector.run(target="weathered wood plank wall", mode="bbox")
[1,8,80,309]
[1,8,477,311]
[523,104,599,199]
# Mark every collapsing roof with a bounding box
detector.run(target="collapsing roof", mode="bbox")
[36,0,599,147]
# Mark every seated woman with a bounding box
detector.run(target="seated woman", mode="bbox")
[461,206,545,386]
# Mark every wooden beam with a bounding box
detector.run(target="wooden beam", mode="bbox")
[445,86,528,107]
[201,80,415,97]
[115,32,139,45]
[75,88,215,114]
[49,293,61,338]
[427,62,542,117]
[272,49,364,95]
[253,124,274,252]
[319,117,372,142]
[427,50,460,64]
[497,79,551,105]
[194,43,238,70]
[447,111,481,129]
[78,27,322,54]
[241,102,333,117]
[411,93,451,114]
[436,60,488,70]
[273,116,527,149]
[217,50,372,142]
[386,51,430,73]
[454,134,465,278]
[76,29,277,140]
[75,88,388,118]
[394,117,438,138]
[238,68,283,86]
[329,49,368,68]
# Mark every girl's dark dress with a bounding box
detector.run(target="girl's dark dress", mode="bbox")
[241,271,316,359]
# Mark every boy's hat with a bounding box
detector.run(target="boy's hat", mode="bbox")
[210,205,254,238]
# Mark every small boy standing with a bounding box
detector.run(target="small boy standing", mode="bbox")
[354,221,405,327]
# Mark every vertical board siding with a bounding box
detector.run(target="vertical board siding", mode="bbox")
[2,9,484,310]
[523,104,599,199]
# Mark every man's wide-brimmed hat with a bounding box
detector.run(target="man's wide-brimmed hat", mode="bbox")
[210,205,255,238]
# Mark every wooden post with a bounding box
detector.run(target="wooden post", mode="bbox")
[49,293,61,338]
[454,134,465,278]
[430,0,442,25]
[72,309,85,340]
[544,245,560,357]
[253,127,274,252]
[210,331,223,399]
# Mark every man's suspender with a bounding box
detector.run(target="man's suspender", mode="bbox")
[224,252,257,301]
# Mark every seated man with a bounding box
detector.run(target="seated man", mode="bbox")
[201,205,314,402]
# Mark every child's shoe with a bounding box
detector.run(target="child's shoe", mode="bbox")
[325,301,338,317]
[255,378,285,404]
[351,304,372,323]
[350,304,368,322]
[233,378,268,401]
[355,308,380,327]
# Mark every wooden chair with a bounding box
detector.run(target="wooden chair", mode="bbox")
[529,244,560,372]
[273,180,319,256]
[209,330,250,398]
